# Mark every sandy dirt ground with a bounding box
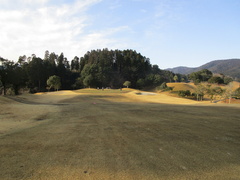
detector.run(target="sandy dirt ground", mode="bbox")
[0,89,240,179]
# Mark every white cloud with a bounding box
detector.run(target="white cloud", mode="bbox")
[0,0,113,61]
[22,0,49,4]
[0,0,180,62]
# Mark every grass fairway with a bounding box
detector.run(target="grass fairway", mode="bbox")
[0,89,240,180]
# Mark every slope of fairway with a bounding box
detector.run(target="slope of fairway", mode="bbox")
[62,88,205,105]
[123,90,201,104]
[231,81,240,90]
[167,82,196,92]
[0,96,59,136]
[0,90,240,180]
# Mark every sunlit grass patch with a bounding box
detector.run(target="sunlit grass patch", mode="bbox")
[167,82,196,92]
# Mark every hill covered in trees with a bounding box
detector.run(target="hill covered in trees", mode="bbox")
[0,49,179,95]
[77,49,177,88]
[167,59,240,79]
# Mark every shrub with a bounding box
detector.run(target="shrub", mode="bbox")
[156,82,173,91]
[208,76,224,84]
[123,81,131,88]
[178,90,191,97]
[235,87,240,98]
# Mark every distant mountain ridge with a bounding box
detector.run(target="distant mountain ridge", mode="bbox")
[167,59,240,79]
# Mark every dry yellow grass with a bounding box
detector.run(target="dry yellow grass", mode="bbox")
[123,90,204,104]
[231,81,240,90]
[0,90,240,179]
[167,82,196,93]
[0,96,59,136]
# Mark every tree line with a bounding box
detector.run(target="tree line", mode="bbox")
[172,69,239,102]
[188,69,233,85]
[0,49,183,95]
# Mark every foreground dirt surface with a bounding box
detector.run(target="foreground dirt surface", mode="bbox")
[0,89,240,180]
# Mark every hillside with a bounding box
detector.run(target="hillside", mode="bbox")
[167,59,240,79]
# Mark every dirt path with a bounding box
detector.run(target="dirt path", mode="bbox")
[0,92,240,179]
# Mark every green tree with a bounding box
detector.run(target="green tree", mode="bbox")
[189,69,213,84]
[159,82,167,89]
[173,75,178,82]
[11,65,27,95]
[0,78,2,94]
[72,77,83,89]
[71,56,80,71]
[153,74,162,85]
[123,81,131,88]
[0,59,10,95]
[178,90,191,97]
[83,75,94,88]
[18,55,27,65]
[44,50,50,61]
[206,86,223,102]
[81,64,101,88]
[234,87,240,98]
[189,72,201,84]
[136,78,145,89]
[47,75,61,91]
[200,69,213,81]
[27,57,45,91]
[223,82,235,104]
[224,76,233,84]
[156,82,172,91]
[48,52,57,66]
[194,84,207,101]
[0,59,27,95]
[208,76,224,84]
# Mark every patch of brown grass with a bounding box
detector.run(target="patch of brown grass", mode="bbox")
[0,96,59,136]
[0,90,240,179]
[167,82,196,93]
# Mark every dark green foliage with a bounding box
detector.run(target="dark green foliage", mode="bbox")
[136,78,145,89]
[47,75,61,91]
[194,84,207,101]
[178,90,191,97]
[81,64,102,88]
[206,86,223,102]
[27,57,45,91]
[156,82,173,91]
[78,49,174,89]
[0,60,27,95]
[0,49,180,94]
[159,82,167,89]
[71,56,80,72]
[208,76,224,84]
[173,75,178,82]
[224,76,233,84]
[189,69,213,84]
[234,87,240,98]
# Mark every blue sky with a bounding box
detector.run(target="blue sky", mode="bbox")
[0,0,239,69]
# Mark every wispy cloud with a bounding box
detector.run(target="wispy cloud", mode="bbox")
[0,0,126,60]
[0,0,178,61]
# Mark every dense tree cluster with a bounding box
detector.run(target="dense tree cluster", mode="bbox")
[189,69,233,85]
[77,49,180,89]
[0,49,179,95]
[189,69,213,84]
[0,51,78,95]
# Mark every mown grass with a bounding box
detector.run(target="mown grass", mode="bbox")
[74,88,132,94]
[0,90,240,179]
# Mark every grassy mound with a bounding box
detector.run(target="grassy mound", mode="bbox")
[167,82,196,93]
